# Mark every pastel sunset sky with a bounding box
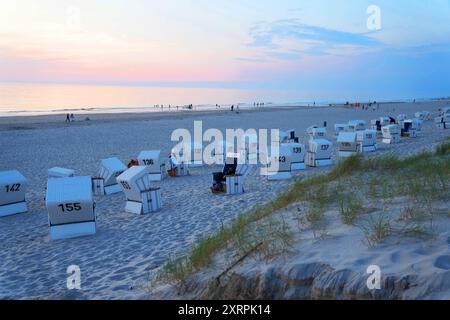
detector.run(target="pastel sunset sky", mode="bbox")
[1,0,449,98]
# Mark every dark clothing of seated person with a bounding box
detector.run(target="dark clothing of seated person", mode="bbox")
[211,158,238,192]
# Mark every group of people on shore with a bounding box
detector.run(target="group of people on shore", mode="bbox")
[253,102,265,107]
[65,113,75,123]
[153,104,181,111]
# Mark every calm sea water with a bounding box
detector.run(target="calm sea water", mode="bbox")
[0,83,419,117]
[0,83,324,116]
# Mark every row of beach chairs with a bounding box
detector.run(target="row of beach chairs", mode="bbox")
[0,108,442,240]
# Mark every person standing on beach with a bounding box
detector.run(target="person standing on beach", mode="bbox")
[70,113,75,122]
[65,113,70,123]
[231,105,234,112]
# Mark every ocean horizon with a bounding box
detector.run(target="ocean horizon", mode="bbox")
[0,82,430,117]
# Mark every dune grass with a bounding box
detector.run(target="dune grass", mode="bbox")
[156,141,450,284]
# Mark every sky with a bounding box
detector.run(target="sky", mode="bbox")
[0,0,449,99]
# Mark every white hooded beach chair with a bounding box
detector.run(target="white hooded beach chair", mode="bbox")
[380,116,391,127]
[171,142,203,167]
[443,107,450,125]
[307,126,327,139]
[274,130,290,144]
[436,107,450,129]
[337,132,358,157]
[396,114,407,123]
[46,176,96,240]
[357,129,377,152]
[264,144,293,180]
[283,142,306,170]
[211,155,249,194]
[306,139,333,167]
[0,170,27,217]
[117,166,161,214]
[347,120,366,132]
[401,119,419,138]
[98,157,127,195]
[334,124,349,136]
[382,124,400,144]
[415,112,428,121]
[138,150,166,181]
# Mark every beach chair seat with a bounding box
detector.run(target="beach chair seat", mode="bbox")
[98,157,127,195]
[117,166,162,214]
[46,176,96,240]
[0,170,28,217]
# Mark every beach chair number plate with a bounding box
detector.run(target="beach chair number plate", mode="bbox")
[293,147,302,153]
[57,202,82,212]
[321,145,329,150]
[142,159,154,165]
[5,184,21,192]
[278,156,286,162]
[120,181,131,190]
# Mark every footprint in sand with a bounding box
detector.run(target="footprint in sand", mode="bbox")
[434,255,450,270]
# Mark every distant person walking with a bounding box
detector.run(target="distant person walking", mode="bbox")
[65,113,70,123]
[70,113,75,122]
[231,105,234,112]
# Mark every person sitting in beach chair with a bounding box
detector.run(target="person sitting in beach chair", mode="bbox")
[167,155,179,177]
[211,157,238,193]
[127,159,139,168]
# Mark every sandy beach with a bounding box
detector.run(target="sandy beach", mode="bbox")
[0,101,449,299]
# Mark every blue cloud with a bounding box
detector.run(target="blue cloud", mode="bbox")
[247,19,382,59]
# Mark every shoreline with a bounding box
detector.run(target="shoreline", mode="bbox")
[0,105,312,128]
[0,99,434,129]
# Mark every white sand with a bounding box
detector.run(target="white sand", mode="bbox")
[0,101,448,299]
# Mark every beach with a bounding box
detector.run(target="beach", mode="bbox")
[0,101,449,299]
